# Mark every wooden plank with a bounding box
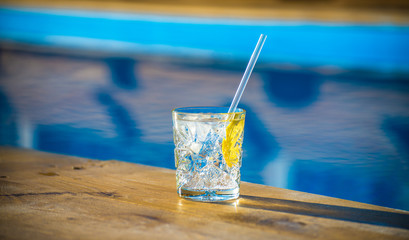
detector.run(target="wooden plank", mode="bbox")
[1,146,409,240]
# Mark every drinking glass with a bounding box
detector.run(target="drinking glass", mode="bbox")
[172,106,246,201]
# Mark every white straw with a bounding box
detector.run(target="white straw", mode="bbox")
[228,34,267,113]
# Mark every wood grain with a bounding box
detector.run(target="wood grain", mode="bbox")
[1,147,408,240]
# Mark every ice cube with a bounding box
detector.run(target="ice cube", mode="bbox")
[193,157,207,171]
[195,123,213,142]
[174,120,196,142]
[189,142,202,154]
[182,162,238,190]
[175,148,193,171]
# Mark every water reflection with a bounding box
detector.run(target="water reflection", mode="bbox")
[262,70,322,108]
[0,47,409,211]
[96,90,142,143]
[105,57,139,89]
[37,124,122,160]
[0,87,18,145]
[238,102,279,184]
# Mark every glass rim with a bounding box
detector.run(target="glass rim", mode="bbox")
[172,106,245,115]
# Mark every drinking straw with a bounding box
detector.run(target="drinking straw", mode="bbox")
[228,34,267,113]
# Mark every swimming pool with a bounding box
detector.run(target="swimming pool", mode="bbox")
[1,6,409,211]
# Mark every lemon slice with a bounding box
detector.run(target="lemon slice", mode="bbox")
[222,118,244,168]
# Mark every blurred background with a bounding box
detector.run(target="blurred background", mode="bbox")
[1,0,409,210]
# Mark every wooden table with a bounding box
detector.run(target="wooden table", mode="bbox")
[1,147,408,239]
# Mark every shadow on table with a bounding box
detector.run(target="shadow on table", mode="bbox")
[217,195,409,230]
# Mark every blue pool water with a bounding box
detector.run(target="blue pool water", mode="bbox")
[1,7,409,211]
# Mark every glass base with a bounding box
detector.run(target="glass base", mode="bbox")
[177,187,239,202]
